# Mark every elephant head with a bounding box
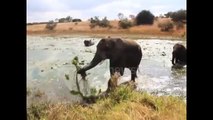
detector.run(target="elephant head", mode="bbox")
[172,43,186,66]
[78,38,115,74]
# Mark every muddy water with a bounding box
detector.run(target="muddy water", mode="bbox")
[27,36,186,104]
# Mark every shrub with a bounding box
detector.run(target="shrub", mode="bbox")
[99,17,110,28]
[72,18,82,22]
[118,18,133,29]
[135,10,155,25]
[90,23,96,29]
[58,18,66,23]
[175,21,184,30]
[158,21,174,32]
[45,20,57,30]
[89,16,111,28]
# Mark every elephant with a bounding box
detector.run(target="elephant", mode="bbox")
[77,38,142,82]
[84,40,94,47]
[172,43,186,66]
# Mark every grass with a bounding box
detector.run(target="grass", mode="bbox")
[27,84,186,120]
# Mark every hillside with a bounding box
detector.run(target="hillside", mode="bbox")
[27,18,186,40]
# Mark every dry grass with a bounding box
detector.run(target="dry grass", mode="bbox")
[27,18,186,40]
[27,85,186,120]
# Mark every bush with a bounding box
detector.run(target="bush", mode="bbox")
[118,19,133,29]
[57,16,72,23]
[89,16,111,28]
[45,20,57,30]
[158,21,174,32]
[89,23,96,29]
[72,19,82,22]
[135,10,155,25]
[99,17,110,27]
[58,18,66,23]
[175,21,184,30]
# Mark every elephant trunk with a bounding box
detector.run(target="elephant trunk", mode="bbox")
[78,53,103,73]
[172,52,175,65]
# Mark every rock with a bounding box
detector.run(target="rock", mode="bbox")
[161,52,166,56]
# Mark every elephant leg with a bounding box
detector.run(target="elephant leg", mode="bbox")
[110,61,118,76]
[110,60,124,76]
[110,67,124,76]
[110,67,124,77]
[119,67,124,76]
[172,55,175,65]
[110,66,115,77]
[175,58,178,64]
[130,67,138,82]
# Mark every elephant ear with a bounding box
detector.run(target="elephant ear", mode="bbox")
[98,39,108,50]
[98,38,115,51]
[104,39,115,51]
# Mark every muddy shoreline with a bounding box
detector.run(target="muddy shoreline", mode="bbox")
[27,33,186,41]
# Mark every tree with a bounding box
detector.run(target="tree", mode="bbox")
[66,16,72,22]
[55,18,59,22]
[135,10,155,25]
[171,9,186,22]
[129,14,135,20]
[118,13,124,20]
[59,18,66,23]
[164,9,186,22]
[46,20,57,30]
[164,12,173,18]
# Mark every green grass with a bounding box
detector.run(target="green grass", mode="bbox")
[27,84,186,120]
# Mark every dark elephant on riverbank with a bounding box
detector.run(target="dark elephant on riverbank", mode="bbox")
[172,43,186,66]
[84,40,94,47]
[78,38,142,82]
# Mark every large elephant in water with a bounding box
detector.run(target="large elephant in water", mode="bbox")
[77,38,142,82]
[172,43,186,66]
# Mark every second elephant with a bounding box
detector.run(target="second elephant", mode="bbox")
[172,43,187,66]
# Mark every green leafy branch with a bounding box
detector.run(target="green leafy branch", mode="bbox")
[65,56,102,103]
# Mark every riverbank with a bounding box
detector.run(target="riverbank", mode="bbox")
[27,85,186,120]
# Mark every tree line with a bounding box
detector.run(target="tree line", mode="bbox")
[43,9,186,31]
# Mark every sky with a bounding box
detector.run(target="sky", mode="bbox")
[27,0,186,23]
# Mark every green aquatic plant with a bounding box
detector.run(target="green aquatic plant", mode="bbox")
[68,56,102,103]
[65,74,69,80]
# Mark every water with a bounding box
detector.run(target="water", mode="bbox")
[27,36,186,104]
